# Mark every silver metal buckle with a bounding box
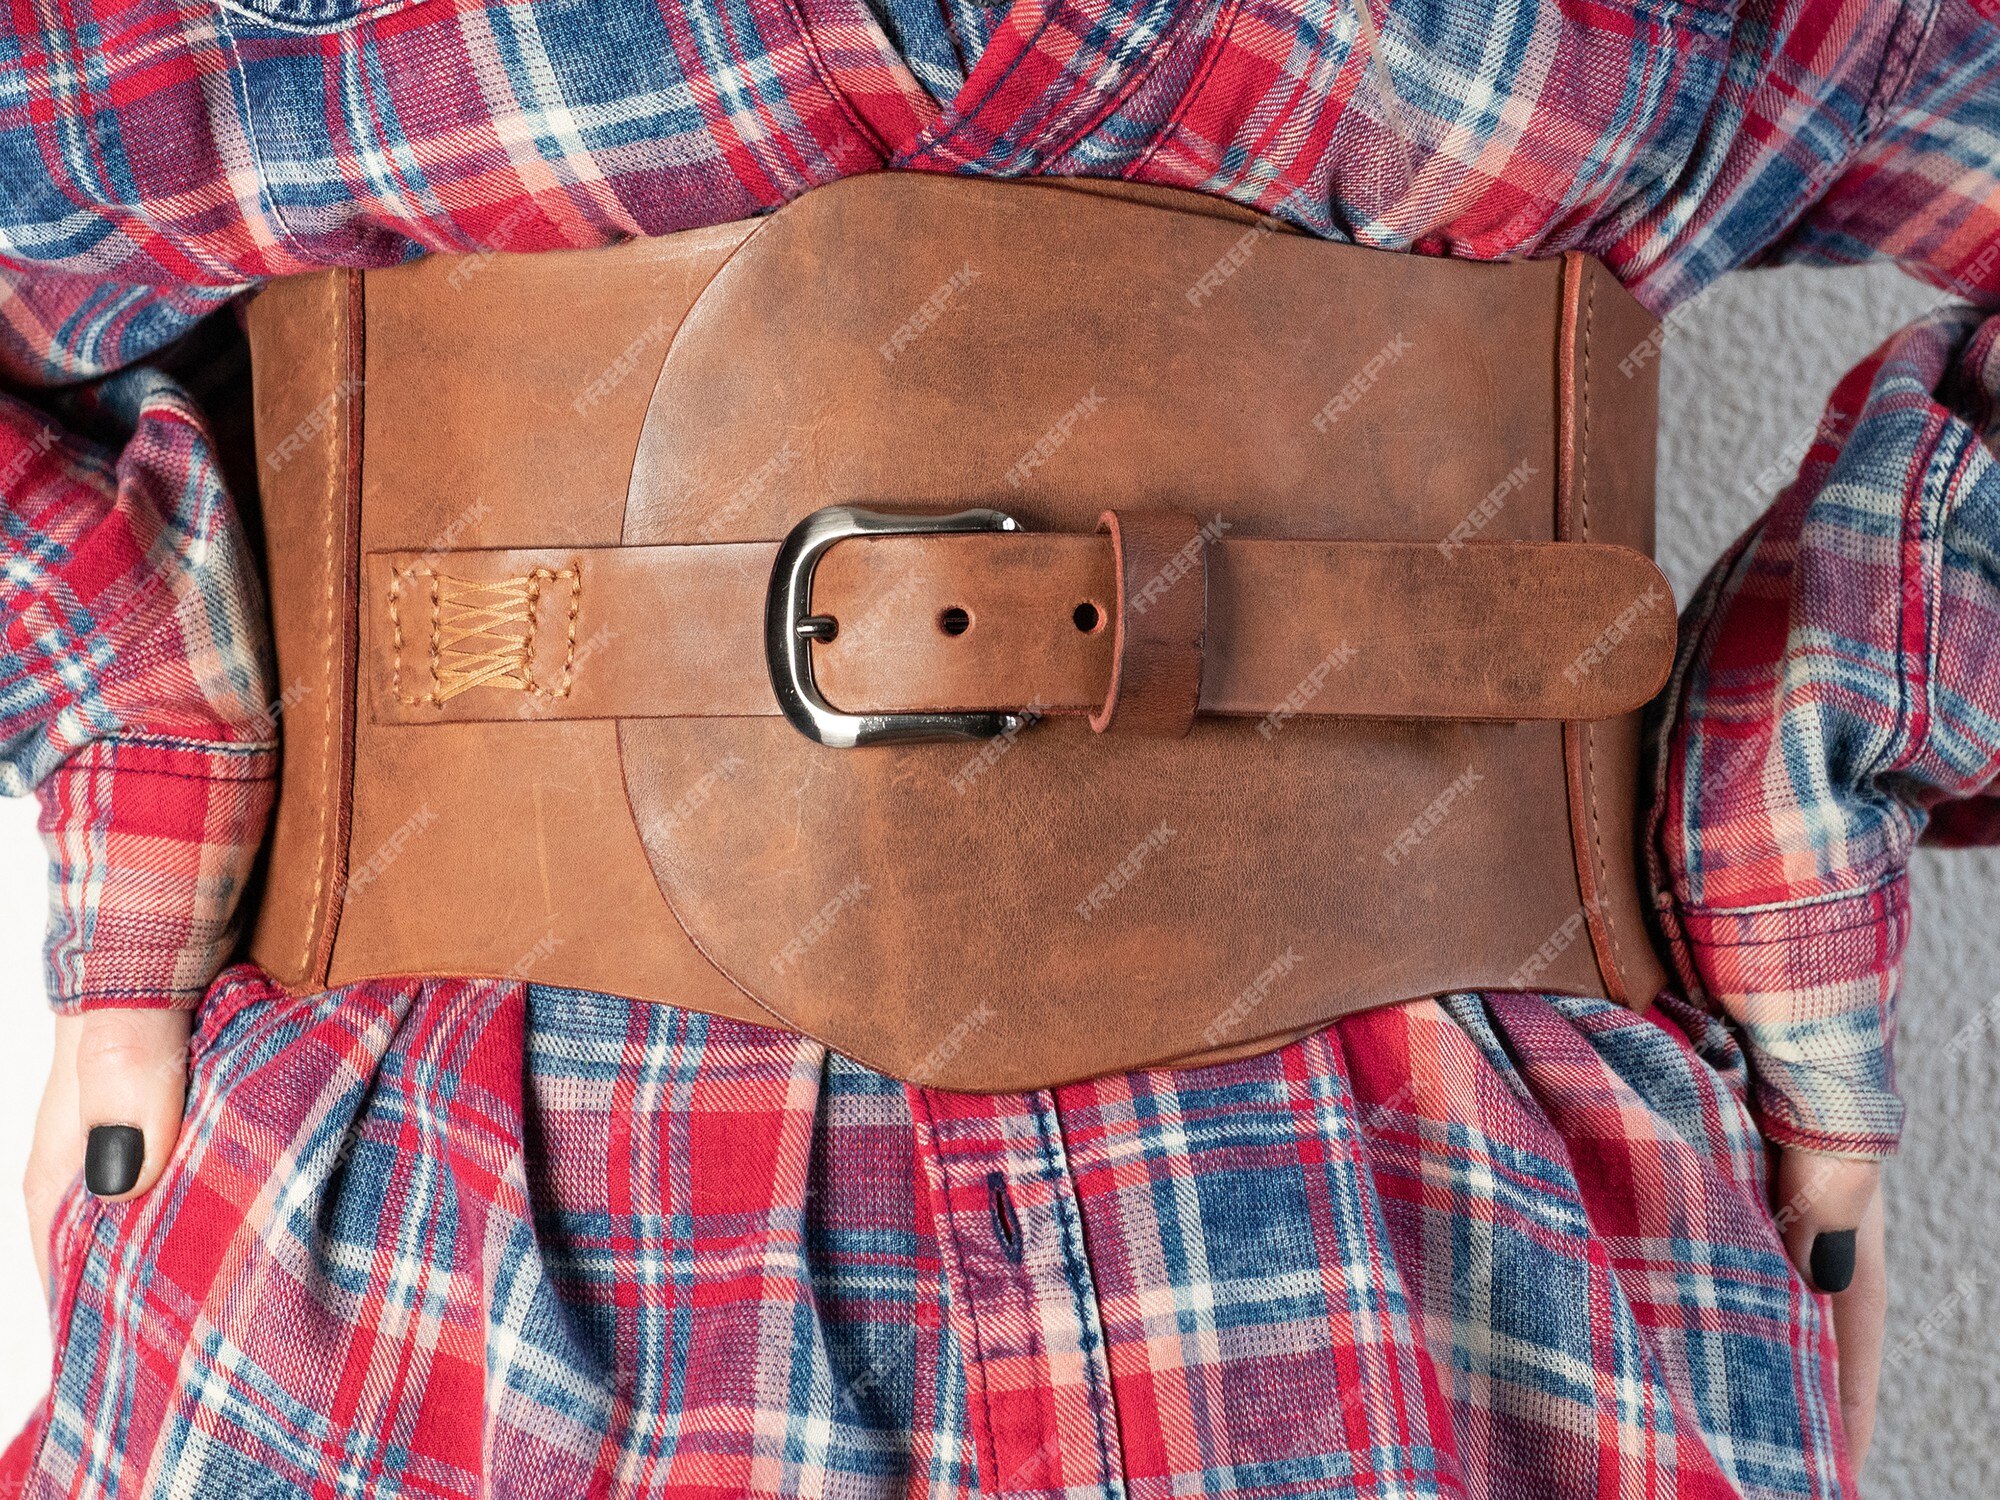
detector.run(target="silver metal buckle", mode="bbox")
[765,505,1034,747]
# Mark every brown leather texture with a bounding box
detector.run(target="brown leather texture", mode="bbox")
[242,269,363,991]
[243,173,1675,1089]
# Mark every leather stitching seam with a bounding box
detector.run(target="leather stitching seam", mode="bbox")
[390,566,582,705]
[297,295,344,977]
[1577,273,1629,990]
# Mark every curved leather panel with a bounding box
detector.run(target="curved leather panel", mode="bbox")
[611,175,1659,1088]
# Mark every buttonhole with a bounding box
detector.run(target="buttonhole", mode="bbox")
[987,1172,1023,1261]
[1072,601,1103,634]
[938,606,972,637]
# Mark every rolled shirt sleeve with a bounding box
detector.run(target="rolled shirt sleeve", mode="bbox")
[1650,0,2000,1159]
[3,265,275,1010]
[1656,308,2000,1157]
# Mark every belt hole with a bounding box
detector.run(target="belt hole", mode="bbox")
[987,1172,1023,1260]
[1072,600,1103,633]
[938,606,972,637]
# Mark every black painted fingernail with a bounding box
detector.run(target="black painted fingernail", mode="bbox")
[84,1125,145,1198]
[1809,1229,1858,1294]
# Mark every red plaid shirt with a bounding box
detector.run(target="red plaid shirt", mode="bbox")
[2,0,1998,1159]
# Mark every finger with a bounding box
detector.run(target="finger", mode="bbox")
[22,1016,85,1297]
[1828,1189,1888,1473]
[1773,1148,1886,1478]
[1772,1149,1880,1292]
[73,1007,191,1202]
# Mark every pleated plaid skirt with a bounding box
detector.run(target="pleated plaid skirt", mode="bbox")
[4,967,1850,1498]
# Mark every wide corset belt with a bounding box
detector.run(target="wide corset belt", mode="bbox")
[242,172,1675,1091]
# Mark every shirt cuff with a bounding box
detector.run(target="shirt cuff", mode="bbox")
[1677,879,1910,1158]
[35,736,275,1012]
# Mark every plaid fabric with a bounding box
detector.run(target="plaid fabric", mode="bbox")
[0,0,1993,1129]
[1,368,274,1008]
[3,968,1850,1498]
[1654,307,2000,1154]
[0,0,1998,1490]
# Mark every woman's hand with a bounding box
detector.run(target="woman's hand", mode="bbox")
[21,1008,190,1295]
[1774,1148,1887,1472]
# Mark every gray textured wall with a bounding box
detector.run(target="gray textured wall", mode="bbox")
[1658,262,2000,1497]
[0,261,1991,1490]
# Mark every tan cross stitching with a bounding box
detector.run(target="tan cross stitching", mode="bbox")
[390,565,581,706]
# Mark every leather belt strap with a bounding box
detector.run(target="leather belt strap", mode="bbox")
[365,533,1670,725]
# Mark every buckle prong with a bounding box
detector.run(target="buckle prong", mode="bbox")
[766,505,1032,747]
[794,614,839,642]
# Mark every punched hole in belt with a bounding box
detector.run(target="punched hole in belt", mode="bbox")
[937,606,972,636]
[1073,600,1103,633]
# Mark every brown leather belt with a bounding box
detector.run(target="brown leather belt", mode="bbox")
[242,173,1675,1091]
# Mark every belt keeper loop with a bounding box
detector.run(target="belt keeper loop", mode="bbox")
[1090,509,1206,737]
